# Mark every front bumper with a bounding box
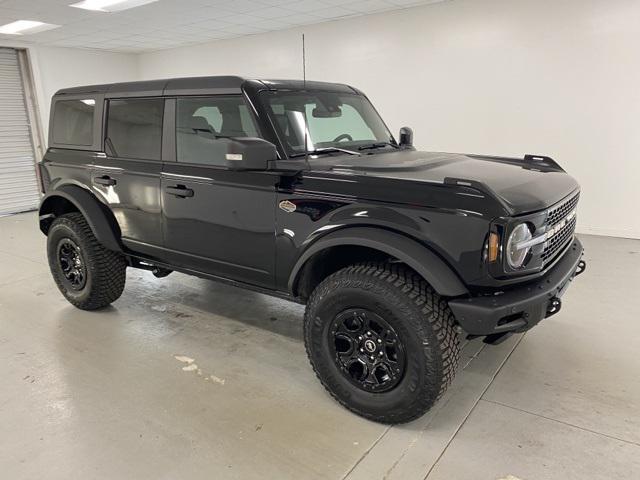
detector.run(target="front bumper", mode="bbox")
[449,238,585,338]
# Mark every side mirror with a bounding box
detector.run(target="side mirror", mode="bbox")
[222,137,277,170]
[399,127,414,148]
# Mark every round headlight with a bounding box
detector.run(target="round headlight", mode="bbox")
[507,223,533,269]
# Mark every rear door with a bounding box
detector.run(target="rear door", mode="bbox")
[161,95,277,288]
[94,97,164,250]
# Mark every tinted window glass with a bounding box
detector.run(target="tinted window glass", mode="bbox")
[107,98,163,160]
[52,99,95,146]
[305,103,375,143]
[261,91,394,157]
[176,96,259,166]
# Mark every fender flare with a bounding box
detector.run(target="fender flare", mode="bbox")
[288,227,469,297]
[39,185,122,252]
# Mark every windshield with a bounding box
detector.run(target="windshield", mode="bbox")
[259,91,396,157]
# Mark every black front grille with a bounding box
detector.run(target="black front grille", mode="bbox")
[547,193,579,226]
[542,216,577,263]
[542,193,579,265]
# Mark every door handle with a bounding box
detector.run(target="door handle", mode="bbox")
[166,185,194,198]
[93,175,117,186]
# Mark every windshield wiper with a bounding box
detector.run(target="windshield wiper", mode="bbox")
[290,147,361,158]
[358,142,399,151]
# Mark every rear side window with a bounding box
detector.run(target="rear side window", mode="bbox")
[52,99,95,146]
[176,96,259,166]
[106,98,163,160]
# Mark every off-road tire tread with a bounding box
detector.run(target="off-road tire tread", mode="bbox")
[304,262,460,423]
[48,212,126,310]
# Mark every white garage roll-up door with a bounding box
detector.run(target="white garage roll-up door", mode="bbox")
[0,48,40,216]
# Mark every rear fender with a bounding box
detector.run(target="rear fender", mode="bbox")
[38,184,122,252]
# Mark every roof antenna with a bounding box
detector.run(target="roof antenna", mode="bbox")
[302,33,310,170]
[302,33,307,89]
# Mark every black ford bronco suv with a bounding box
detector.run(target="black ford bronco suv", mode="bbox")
[39,76,585,423]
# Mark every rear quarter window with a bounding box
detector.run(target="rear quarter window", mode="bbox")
[52,99,95,146]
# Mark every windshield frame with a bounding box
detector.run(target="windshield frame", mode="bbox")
[257,89,398,159]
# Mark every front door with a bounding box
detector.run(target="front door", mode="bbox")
[161,95,277,288]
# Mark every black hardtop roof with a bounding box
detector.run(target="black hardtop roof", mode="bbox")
[54,76,357,98]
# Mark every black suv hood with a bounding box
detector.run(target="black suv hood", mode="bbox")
[311,150,579,215]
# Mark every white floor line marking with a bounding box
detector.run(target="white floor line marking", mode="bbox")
[482,398,640,447]
[423,334,527,480]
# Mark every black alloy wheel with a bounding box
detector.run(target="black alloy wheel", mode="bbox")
[57,238,87,290]
[329,308,406,393]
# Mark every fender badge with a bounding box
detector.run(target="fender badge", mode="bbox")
[279,200,296,213]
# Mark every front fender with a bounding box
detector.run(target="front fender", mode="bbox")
[39,185,122,252]
[288,227,469,297]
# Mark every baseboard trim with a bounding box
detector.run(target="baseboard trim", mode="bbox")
[576,226,640,240]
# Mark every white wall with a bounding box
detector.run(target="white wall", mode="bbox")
[27,45,138,141]
[138,0,640,239]
[3,0,637,237]
[0,40,138,142]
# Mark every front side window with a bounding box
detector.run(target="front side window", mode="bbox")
[260,91,394,157]
[52,99,95,146]
[176,96,260,166]
[106,98,163,160]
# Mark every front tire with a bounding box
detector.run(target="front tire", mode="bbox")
[304,263,460,424]
[47,212,126,310]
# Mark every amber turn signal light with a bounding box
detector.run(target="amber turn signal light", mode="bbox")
[488,232,500,262]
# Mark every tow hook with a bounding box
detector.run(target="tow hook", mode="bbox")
[546,297,562,317]
[152,266,172,278]
[575,259,586,277]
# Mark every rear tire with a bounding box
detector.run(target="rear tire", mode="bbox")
[47,212,126,310]
[304,262,460,424]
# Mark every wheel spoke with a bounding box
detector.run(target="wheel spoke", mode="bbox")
[365,368,379,386]
[335,322,357,336]
[359,311,371,331]
[338,352,358,364]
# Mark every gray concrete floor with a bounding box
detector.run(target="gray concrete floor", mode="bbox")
[0,212,639,480]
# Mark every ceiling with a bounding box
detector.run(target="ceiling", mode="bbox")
[0,0,447,53]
